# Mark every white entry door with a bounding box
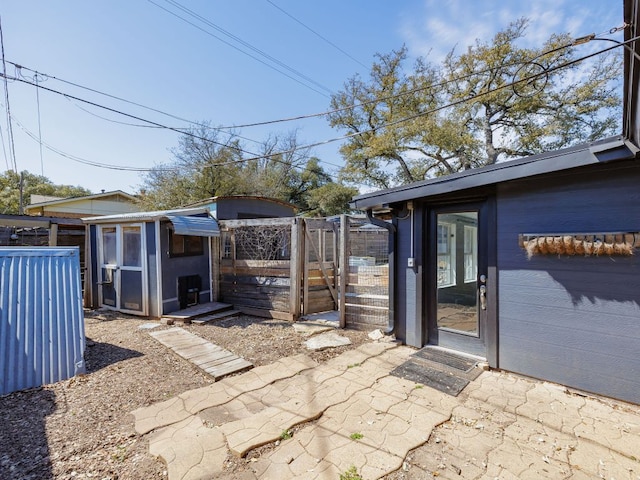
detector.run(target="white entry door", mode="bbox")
[98,224,148,315]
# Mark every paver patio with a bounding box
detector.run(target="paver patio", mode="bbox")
[132,342,640,479]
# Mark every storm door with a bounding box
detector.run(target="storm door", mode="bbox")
[98,224,147,315]
[428,202,488,357]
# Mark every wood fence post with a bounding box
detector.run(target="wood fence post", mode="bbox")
[290,218,303,320]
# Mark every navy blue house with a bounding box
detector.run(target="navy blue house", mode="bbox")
[351,1,640,404]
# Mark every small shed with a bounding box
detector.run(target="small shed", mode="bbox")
[350,1,640,404]
[84,207,220,317]
[0,247,85,395]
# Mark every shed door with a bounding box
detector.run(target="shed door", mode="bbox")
[98,224,147,315]
[428,202,489,357]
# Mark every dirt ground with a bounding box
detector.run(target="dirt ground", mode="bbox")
[0,309,373,480]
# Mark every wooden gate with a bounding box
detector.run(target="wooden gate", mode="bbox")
[217,218,338,320]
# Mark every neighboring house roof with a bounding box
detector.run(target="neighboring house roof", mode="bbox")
[183,195,298,212]
[27,190,137,209]
[25,190,139,217]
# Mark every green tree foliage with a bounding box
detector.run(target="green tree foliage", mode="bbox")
[328,18,622,189]
[137,124,351,215]
[0,170,91,214]
[305,183,359,217]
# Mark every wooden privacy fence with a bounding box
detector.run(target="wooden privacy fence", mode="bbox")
[215,216,390,327]
[217,217,338,321]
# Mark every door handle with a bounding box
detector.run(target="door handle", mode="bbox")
[479,285,487,310]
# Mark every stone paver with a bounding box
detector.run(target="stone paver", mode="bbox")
[132,353,318,435]
[147,416,228,480]
[133,342,640,480]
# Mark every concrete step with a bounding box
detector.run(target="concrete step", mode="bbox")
[162,302,234,324]
[191,309,242,325]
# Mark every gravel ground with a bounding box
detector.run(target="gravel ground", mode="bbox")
[0,309,372,480]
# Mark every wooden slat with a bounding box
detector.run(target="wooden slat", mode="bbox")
[221,259,290,269]
[162,302,233,320]
[221,266,291,278]
[237,307,295,321]
[149,327,253,380]
[219,217,295,228]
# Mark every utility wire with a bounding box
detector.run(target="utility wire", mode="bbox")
[35,73,44,175]
[1,39,628,173]
[146,0,331,98]
[265,0,368,69]
[163,0,334,94]
[0,16,18,172]
[5,25,620,135]
[1,34,628,176]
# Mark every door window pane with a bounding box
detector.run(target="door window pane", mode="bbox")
[123,226,142,267]
[437,212,478,336]
[101,227,117,265]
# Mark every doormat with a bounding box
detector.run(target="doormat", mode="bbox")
[390,360,470,396]
[412,347,477,373]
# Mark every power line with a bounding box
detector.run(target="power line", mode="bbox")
[1,35,627,177]
[265,0,369,69]
[3,27,603,136]
[0,16,17,172]
[163,0,334,95]
[35,73,44,175]
[146,0,332,98]
[3,67,348,172]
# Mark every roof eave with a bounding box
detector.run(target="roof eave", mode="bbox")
[350,136,636,210]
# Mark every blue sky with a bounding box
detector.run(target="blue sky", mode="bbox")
[0,1,624,194]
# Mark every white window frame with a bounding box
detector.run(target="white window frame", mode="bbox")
[464,224,478,283]
[437,222,456,287]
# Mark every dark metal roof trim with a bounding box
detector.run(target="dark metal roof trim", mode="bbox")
[351,136,636,210]
[165,215,220,237]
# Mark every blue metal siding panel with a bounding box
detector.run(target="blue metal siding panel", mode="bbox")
[0,248,85,395]
[395,210,423,347]
[159,222,211,314]
[496,163,640,403]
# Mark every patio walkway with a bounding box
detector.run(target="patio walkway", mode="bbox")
[132,342,640,479]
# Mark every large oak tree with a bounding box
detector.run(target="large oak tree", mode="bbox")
[328,19,621,189]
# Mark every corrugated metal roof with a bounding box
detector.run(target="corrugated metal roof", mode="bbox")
[0,247,85,395]
[82,206,209,223]
[165,215,220,237]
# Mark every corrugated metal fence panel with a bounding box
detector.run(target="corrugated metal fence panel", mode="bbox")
[0,247,85,396]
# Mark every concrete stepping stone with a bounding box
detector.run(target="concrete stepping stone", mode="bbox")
[147,416,228,480]
[253,379,451,479]
[132,353,318,435]
[304,331,352,350]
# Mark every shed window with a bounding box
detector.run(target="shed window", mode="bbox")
[169,230,203,257]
